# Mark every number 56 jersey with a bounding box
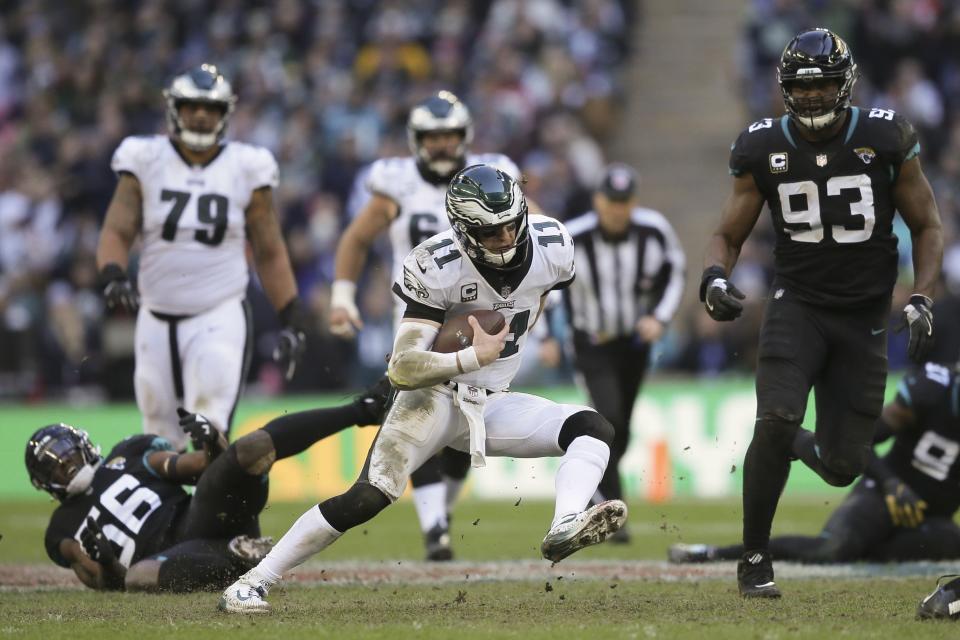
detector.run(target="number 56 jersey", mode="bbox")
[730,107,919,308]
[392,214,575,392]
[111,135,279,316]
[44,435,189,569]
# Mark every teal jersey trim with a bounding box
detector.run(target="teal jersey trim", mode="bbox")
[142,436,174,478]
[896,378,912,407]
[905,141,921,161]
[843,107,860,145]
[780,116,797,149]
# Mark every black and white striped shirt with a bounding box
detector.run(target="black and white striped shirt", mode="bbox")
[563,207,685,341]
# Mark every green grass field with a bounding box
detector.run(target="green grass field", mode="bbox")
[2,497,957,639]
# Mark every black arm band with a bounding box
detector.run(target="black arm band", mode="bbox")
[392,282,446,323]
[98,263,126,287]
[279,298,309,333]
[699,265,727,302]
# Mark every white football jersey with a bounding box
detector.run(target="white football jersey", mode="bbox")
[111,135,278,316]
[394,214,575,391]
[367,153,521,308]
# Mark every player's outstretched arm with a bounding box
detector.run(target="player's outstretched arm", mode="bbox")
[330,193,397,337]
[96,174,143,313]
[387,318,507,390]
[700,173,764,321]
[59,534,126,591]
[894,157,943,301]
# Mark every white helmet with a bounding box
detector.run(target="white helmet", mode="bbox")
[407,91,473,182]
[445,164,530,271]
[163,64,237,151]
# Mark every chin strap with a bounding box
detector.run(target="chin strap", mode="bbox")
[66,461,101,496]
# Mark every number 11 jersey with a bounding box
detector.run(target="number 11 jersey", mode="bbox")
[730,107,919,308]
[111,135,279,315]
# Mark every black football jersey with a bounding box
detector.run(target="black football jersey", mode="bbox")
[44,435,189,568]
[730,107,919,307]
[885,363,960,518]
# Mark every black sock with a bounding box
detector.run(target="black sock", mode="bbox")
[262,404,364,460]
[742,424,793,551]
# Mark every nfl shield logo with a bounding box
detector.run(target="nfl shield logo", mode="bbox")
[816,154,828,167]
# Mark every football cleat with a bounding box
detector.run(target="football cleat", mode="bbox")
[540,500,627,563]
[218,569,272,614]
[668,543,718,563]
[353,376,396,426]
[737,549,782,598]
[227,535,274,568]
[425,523,454,562]
[917,575,960,620]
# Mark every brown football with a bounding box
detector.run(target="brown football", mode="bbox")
[432,310,506,353]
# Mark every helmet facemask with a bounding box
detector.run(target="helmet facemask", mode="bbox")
[407,91,474,182]
[779,71,856,131]
[25,424,101,501]
[163,64,237,152]
[777,28,859,131]
[446,164,530,272]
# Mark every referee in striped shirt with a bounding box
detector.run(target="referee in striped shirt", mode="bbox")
[561,163,685,540]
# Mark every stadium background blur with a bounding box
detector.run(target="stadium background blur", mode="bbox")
[1,0,959,502]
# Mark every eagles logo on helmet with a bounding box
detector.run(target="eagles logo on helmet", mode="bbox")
[777,28,859,131]
[445,164,530,271]
[25,424,102,502]
[407,91,474,183]
[163,63,237,151]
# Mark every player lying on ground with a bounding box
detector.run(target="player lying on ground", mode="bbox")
[25,382,390,592]
[219,164,627,614]
[670,361,960,564]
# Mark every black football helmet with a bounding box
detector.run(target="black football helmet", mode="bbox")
[25,424,101,501]
[407,91,473,182]
[777,28,858,131]
[445,164,530,271]
[163,63,237,151]
[917,575,960,620]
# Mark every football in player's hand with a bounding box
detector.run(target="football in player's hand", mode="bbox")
[432,310,506,353]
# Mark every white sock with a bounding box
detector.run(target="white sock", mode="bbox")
[552,436,609,528]
[256,506,342,585]
[412,482,447,532]
[443,476,464,513]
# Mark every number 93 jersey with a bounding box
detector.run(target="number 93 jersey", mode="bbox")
[730,107,919,307]
[44,435,189,569]
[366,153,521,315]
[392,214,575,392]
[111,135,279,316]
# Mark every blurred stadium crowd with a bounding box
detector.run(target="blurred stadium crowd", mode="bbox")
[0,0,957,400]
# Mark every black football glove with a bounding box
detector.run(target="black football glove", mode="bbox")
[700,266,745,321]
[99,263,139,314]
[177,407,219,449]
[896,294,933,362]
[273,298,308,381]
[80,516,117,564]
[883,478,928,528]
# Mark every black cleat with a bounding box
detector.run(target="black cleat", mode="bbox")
[917,575,960,620]
[425,523,454,561]
[737,550,781,598]
[353,376,395,426]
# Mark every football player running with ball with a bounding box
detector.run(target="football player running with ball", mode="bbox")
[701,29,943,598]
[330,91,523,560]
[219,164,627,614]
[96,64,307,452]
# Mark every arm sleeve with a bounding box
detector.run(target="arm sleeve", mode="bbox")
[365,158,401,201]
[651,218,686,324]
[110,137,148,180]
[892,112,921,166]
[548,220,576,289]
[728,130,752,178]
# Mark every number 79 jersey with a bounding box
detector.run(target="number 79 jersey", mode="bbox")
[393,214,575,392]
[111,135,279,316]
[730,107,919,308]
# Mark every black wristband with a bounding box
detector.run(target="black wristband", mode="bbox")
[98,263,126,287]
[279,297,309,333]
[699,265,727,302]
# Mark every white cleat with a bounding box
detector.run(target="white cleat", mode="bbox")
[541,499,628,563]
[218,569,273,614]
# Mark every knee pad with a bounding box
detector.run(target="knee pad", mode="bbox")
[558,410,614,451]
[319,482,391,532]
[753,416,801,457]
